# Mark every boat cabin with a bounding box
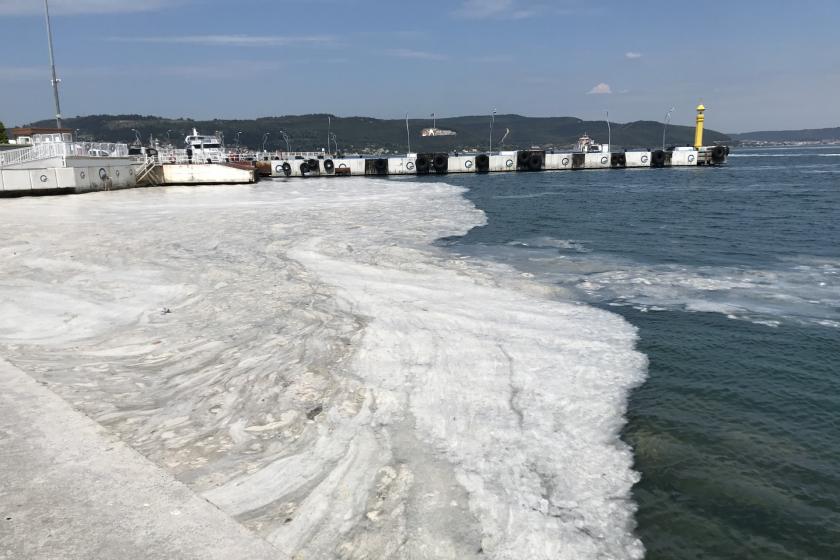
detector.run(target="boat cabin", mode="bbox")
[574,134,610,154]
[9,127,73,145]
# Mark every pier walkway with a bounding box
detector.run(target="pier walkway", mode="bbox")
[0,358,284,560]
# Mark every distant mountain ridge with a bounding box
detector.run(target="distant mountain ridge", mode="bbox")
[28,114,730,153]
[730,127,840,143]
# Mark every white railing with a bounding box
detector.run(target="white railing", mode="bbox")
[141,149,331,166]
[0,142,130,167]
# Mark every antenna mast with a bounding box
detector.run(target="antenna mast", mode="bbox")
[43,0,63,128]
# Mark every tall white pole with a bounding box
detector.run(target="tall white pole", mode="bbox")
[405,114,411,154]
[605,110,611,152]
[662,107,675,150]
[490,109,496,153]
[327,116,331,155]
[43,0,62,129]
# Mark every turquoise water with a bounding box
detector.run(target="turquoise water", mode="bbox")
[434,147,840,559]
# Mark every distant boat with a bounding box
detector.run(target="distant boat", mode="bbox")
[573,133,609,153]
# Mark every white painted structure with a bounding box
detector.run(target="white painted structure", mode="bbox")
[544,153,574,170]
[1,138,136,195]
[490,152,518,172]
[159,164,256,185]
[625,151,652,168]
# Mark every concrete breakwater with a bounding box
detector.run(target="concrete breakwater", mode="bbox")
[264,146,728,178]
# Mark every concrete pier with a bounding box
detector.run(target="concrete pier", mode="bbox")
[0,358,284,560]
[263,146,727,178]
[151,163,257,186]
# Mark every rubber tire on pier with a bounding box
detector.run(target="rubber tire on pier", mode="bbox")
[300,162,310,175]
[517,151,531,169]
[711,145,727,164]
[527,153,543,171]
[282,162,292,177]
[375,158,388,174]
[611,153,627,168]
[433,153,449,173]
[324,159,335,173]
[308,159,320,173]
[475,154,490,173]
[415,154,431,175]
[651,150,667,168]
[572,153,585,169]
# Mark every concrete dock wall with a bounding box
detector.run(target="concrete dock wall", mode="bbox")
[1,157,136,194]
[160,164,256,185]
[625,152,652,168]
[545,153,574,170]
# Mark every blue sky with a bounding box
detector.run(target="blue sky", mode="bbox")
[1,0,838,132]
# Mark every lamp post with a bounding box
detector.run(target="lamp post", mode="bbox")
[279,130,290,154]
[131,128,141,146]
[662,107,675,150]
[605,110,611,153]
[262,132,271,152]
[329,132,338,155]
[405,113,411,154]
[43,0,62,129]
[490,108,496,153]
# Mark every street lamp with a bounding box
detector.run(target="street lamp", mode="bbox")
[261,132,271,152]
[165,129,174,146]
[605,110,611,152]
[130,128,141,146]
[405,114,412,154]
[489,108,496,153]
[329,132,338,155]
[278,130,291,153]
[662,107,675,150]
[234,130,243,149]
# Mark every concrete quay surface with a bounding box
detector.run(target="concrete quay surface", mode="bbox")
[0,358,284,560]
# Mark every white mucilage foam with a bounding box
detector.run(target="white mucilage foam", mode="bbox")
[0,179,646,559]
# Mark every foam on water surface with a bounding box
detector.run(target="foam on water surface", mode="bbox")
[0,179,646,559]
[452,238,840,329]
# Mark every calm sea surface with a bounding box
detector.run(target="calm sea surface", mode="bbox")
[434,147,840,559]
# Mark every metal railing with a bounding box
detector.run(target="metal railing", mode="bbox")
[0,142,130,167]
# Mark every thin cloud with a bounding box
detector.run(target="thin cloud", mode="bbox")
[0,0,171,15]
[108,35,336,47]
[452,0,539,20]
[385,49,448,61]
[588,82,613,95]
[625,52,642,59]
[0,66,44,81]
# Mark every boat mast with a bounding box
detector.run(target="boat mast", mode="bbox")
[43,0,62,129]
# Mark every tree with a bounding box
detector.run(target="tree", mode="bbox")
[0,121,8,144]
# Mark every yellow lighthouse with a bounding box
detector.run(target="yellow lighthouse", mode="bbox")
[694,104,706,149]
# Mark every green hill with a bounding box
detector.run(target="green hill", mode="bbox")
[30,114,729,153]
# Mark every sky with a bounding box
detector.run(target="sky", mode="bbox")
[1,0,838,132]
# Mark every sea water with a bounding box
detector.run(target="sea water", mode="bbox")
[1,148,837,559]
[437,146,840,559]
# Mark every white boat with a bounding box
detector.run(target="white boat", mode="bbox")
[573,133,610,154]
[184,129,224,163]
